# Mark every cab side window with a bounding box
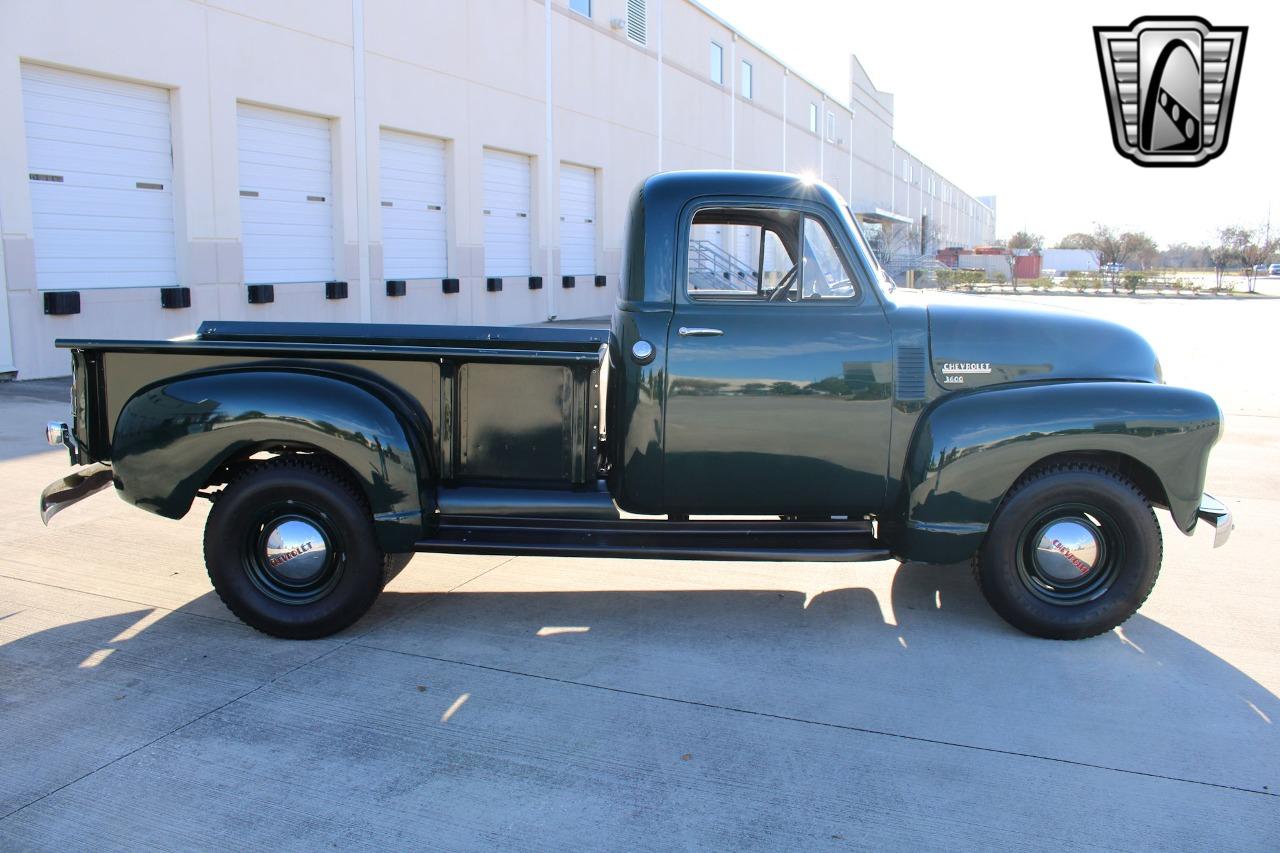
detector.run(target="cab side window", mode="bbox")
[685,207,857,302]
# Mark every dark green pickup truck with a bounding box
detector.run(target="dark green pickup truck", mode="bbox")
[42,171,1231,641]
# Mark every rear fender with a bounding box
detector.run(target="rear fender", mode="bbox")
[110,369,431,552]
[889,381,1222,563]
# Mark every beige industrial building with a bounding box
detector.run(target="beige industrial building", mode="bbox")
[0,0,995,379]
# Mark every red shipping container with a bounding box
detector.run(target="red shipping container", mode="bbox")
[1013,254,1042,279]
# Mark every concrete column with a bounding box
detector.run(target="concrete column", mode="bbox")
[351,0,372,323]
[847,113,854,199]
[542,0,556,318]
[818,94,825,178]
[0,206,15,374]
[780,68,787,171]
[729,35,736,168]
[656,0,664,171]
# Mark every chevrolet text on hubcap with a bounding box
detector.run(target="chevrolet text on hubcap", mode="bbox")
[1017,505,1122,605]
[263,517,328,582]
[243,505,344,605]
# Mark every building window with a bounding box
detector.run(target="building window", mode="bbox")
[826,111,836,142]
[808,103,818,133]
[710,42,723,85]
[740,60,753,99]
[569,0,590,17]
[626,0,646,44]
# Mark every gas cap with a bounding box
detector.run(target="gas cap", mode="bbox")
[631,340,655,364]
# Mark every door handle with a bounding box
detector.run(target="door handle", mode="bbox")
[678,327,724,337]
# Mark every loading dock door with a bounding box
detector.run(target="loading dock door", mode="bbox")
[482,149,532,277]
[237,103,334,284]
[380,130,448,279]
[559,164,596,276]
[21,64,177,289]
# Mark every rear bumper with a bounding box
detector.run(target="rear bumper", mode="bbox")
[40,463,113,525]
[1196,493,1233,548]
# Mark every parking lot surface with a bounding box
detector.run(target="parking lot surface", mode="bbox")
[1,294,1277,849]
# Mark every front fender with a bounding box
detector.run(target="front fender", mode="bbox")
[890,381,1222,563]
[111,370,428,552]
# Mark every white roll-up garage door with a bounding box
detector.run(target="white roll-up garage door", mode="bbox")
[21,64,176,290]
[559,164,596,276]
[482,149,531,277]
[237,104,334,284]
[379,130,447,279]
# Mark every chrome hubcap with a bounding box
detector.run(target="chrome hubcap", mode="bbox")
[262,517,328,584]
[242,504,344,606]
[1033,520,1101,582]
[1016,505,1123,606]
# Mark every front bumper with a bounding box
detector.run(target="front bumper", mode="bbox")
[1196,493,1233,548]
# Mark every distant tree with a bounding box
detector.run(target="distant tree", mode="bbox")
[1233,224,1280,293]
[907,217,945,257]
[1158,242,1208,269]
[1006,231,1044,254]
[1055,232,1094,250]
[1207,228,1242,288]
[1127,233,1159,270]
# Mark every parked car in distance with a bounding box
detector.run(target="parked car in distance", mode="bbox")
[1267,263,1280,276]
[41,171,1232,642]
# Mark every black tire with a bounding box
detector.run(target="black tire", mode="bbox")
[204,458,389,639]
[973,463,1162,640]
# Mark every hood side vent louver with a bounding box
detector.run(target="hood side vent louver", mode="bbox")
[896,345,927,400]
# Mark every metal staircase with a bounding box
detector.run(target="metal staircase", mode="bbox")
[688,240,758,292]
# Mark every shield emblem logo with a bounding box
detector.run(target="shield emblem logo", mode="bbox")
[1094,16,1247,167]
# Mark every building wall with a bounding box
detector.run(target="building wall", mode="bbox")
[0,0,995,379]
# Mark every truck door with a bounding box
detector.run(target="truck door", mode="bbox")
[663,204,894,515]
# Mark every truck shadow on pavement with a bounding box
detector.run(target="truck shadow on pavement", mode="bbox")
[3,557,1277,823]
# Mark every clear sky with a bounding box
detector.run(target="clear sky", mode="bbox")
[698,0,1278,247]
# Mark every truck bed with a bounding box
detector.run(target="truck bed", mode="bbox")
[60,320,612,487]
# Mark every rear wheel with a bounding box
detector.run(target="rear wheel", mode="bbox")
[973,464,1162,640]
[204,458,392,639]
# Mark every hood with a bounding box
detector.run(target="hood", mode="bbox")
[922,293,1162,390]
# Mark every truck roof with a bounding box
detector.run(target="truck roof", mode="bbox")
[623,170,850,305]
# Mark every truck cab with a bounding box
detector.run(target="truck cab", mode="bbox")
[43,171,1231,642]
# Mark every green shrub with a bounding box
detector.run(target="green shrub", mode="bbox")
[1122,272,1144,294]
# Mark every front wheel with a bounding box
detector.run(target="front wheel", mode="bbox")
[204,458,393,639]
[973,464,1162,640]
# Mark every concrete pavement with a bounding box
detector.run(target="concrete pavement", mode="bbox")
[1,296,1277,849]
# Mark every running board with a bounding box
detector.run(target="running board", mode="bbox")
[416,516,889,562]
